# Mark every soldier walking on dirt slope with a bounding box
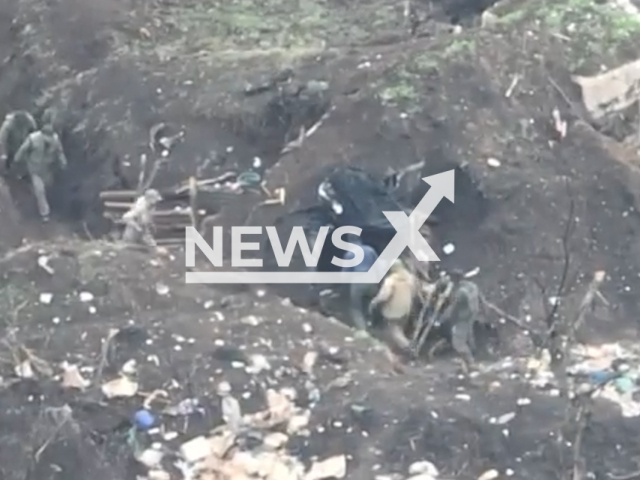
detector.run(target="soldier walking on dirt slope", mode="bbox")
[0,110,37,172]
[12,119,68,222]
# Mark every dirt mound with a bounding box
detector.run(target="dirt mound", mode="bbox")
[1,240,639,480]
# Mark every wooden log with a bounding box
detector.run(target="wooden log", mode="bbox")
[104,201,134,209]
[100,190,138,200]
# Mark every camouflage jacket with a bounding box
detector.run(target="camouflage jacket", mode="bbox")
[13,130,67,180]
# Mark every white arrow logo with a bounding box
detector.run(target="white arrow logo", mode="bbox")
[186,169,455,284]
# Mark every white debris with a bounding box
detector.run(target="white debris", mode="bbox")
[304,454,347,480]
[487,158,501,168]
[302,323,313,333]
[406,475,437,480]
[408,460,439,477]
[464,267,480,278]
[203,300,214,309]
[180,435,212,462]
[148,470,171,480]
[442,243,456,255]
[37,255,54,274]
[221,394,243,431]
[39,293,53,304]
[302,351,318,376]
[246,354,271,374]
[253,157,262,168]
[88,306,97,314]
[61,362,90,389]
[136,448,164,468]
[517,397,531,406]
[493,412,516,425]
[478,469,500,480]
[217,381,232,396]
[455,393,471,401]
[79,291,94,302]
[121,359,137,375]
[15,360,34,379]
[155,283,170,296]
[263,432,289,450]
[101,376,139,398]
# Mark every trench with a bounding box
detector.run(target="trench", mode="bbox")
[0,0,496,340]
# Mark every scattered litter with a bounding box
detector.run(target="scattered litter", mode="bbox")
[246,354,271,374]
[136,448,164,468]
[39,293,53,304]
[455,393,471,401]
[478,469,499,480]
[61,362,90,389]
[253,157,262,169]
[134,409,156,430]
[408,460,439,477]
[221,394,243,431]
[491,412,516,425]
[155,283,170,296]
[442,243,455,255]
[263,432,289,450]
[464,267,480,278]
[217,381,237,399]
[15,360,34,379]
[302,351,318,376]
[143,389,169,409]
[505,74,521,98]
[487,158,501,168]
[79,291,94,302]
[552,107,567,139]
[516,397,531,406]
[37,255,54,274]
[304,454,347,480]
[121,359,138,375]
[148,470,171,480]
[180,435,212,463]
[102,376,139,398]
[164,398,202,416]
[287,410,310,434]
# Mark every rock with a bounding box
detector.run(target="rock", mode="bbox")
[478,469,500,480]
[408,460,439,477]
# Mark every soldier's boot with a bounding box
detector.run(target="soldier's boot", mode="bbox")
[30,174,50,221]
[451,322,475,374]
[348,282,374,332]
[122,222,142,243]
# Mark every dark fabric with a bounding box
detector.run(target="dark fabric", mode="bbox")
[323,166,403,232]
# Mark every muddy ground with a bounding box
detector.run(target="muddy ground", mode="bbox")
[2,0,640,479]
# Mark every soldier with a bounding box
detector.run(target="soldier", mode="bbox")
[341,237,382,331]
[0,110,37,171]
[413,272,482,372]
[121,189,162,246]
[12,122,67,221]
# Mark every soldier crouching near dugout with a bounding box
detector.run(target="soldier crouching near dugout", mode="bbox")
[121,189,162,247]
[12,120,68,222]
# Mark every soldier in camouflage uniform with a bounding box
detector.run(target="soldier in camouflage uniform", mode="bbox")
[12,122,68,221]
[0,110,37,171]
[121,189,162,246]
